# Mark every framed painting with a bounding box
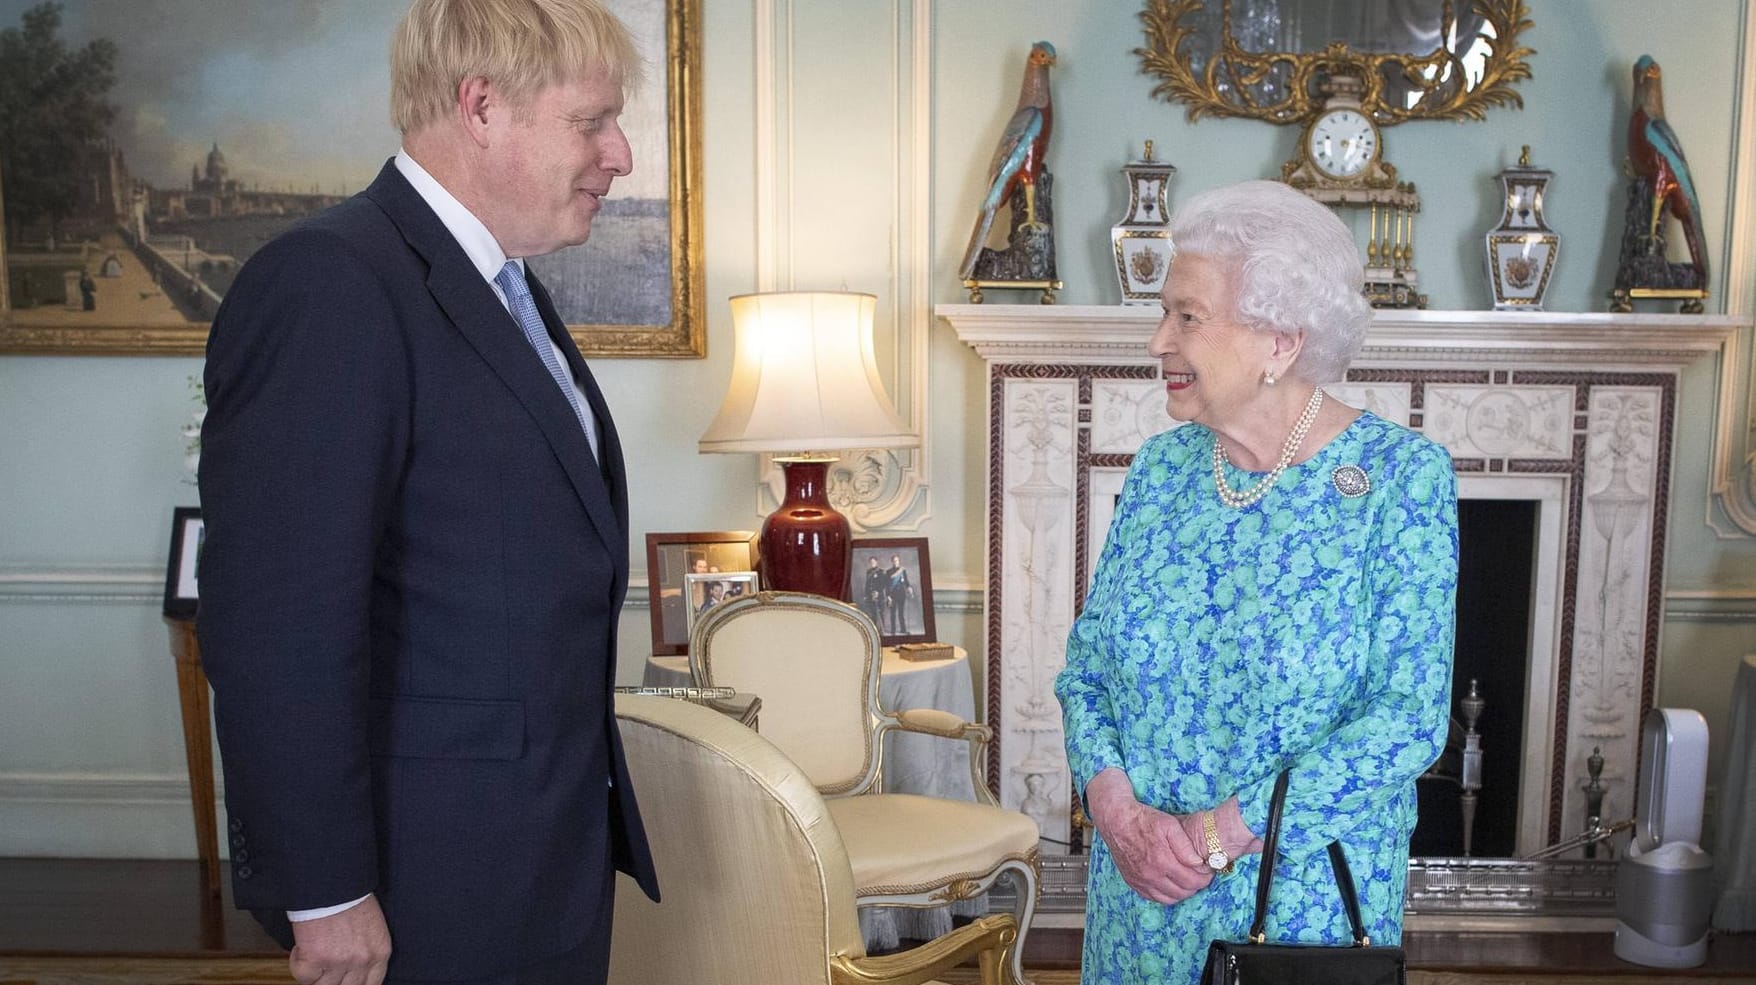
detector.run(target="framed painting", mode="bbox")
[0,0,704,357]
[848,537,935,646]
[644,530,759,655]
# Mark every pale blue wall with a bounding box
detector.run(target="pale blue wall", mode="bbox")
[932,0,1742,315]
[927,0,1756,792]
[2,0,1751,857]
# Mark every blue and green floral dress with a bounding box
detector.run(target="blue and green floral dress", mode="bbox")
[1055,411,1458,985]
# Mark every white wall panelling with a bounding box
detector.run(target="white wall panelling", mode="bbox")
[750,0,931,532]
[1708,0,1756,534]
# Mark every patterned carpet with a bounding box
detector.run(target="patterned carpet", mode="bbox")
[948,969,1727,976]
[0,959,1716,985]
[0,959,1071,985]
[0,964,1077,985]
[0,958,1079,985]
[941,972,1077,984]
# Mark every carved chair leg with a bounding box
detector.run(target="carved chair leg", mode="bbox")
[999,857,1040,985]
[979,942,1005,985]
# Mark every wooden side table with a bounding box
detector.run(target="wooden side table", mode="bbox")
[165,617,222,897]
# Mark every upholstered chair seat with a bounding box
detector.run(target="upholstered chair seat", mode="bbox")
[609,694,1018,985]
[829,793,1042,897]
[689,591,1041,985]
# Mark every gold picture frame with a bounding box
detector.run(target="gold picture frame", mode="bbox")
[0,0,704,358]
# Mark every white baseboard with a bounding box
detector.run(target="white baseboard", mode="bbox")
[0,772,221,859]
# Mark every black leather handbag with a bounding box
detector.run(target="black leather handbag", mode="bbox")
[1201,771,1407,985]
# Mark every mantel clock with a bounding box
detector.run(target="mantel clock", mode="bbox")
[1282,76,1424,309]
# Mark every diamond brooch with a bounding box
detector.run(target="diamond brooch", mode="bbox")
[1331,464,1371,498]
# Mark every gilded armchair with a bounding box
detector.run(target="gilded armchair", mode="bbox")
[609,693,1018,984]
[688,590,1040,985]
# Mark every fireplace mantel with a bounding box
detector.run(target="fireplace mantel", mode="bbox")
[940,304,1749,862]
[942,305,1745,368]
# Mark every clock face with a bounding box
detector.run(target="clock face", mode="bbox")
[1307,109,1377,179]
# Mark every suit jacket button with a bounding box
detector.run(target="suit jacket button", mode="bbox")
[229,818,244,834]
[232,849,250,864]
[231,833,246,849]
[235,865,254,880]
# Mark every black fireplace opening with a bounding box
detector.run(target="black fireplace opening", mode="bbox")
[1411,498,1537,858]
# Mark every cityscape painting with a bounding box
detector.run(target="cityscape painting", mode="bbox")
[0,0,703,356]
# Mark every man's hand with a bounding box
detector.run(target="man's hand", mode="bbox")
[288,893,392,985]
[1085,768,1212,904]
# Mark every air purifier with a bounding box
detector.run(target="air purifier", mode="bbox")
[1614,707,1714,968]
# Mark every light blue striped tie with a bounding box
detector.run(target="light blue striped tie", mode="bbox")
[495,261,596,458]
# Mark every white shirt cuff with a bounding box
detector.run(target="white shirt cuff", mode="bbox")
[288,894,370,922]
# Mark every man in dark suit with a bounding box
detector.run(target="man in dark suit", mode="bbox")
[886,554,914,634]
[861,556,886,626]
[196,2,657,982]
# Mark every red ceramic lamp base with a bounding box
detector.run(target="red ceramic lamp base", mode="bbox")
[759,458,851,600]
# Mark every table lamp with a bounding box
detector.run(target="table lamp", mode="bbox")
[699,291,918,599]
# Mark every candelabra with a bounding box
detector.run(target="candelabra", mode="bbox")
[1525,746,1634,860]
[1584,745,1608,859]
[1459,679,1485,857]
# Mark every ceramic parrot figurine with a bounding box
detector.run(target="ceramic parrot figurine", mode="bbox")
[1629,54,1708,285]
[959,41,1057,280]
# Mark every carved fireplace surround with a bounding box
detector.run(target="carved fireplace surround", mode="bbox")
[940,306,1748,890]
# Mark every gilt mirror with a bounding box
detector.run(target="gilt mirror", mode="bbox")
[1137,0,1534,124]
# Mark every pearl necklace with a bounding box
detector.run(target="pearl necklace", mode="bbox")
[1211,386,1325,509]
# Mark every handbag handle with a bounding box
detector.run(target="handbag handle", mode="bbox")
[1247,770,1371,947]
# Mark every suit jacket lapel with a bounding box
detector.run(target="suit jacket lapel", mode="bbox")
[527,270,629,601]
[363,162,625,563]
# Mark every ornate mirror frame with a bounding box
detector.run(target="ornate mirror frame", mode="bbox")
[1136,0,1534,125]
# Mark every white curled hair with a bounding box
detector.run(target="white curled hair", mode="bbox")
[1169,180,1372,384]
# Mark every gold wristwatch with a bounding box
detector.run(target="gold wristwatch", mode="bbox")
[1202,811,1233,875]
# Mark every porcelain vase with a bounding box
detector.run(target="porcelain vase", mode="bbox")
[1485,147,1560,311]
[1111,141,1177,305]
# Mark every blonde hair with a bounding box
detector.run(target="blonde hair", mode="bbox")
[390,0,644,134]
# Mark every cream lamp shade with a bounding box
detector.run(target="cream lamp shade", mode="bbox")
[699,291,918,600]
[698,291,917,454]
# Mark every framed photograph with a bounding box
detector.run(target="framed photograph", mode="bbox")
[681,570,758,639]
[0,0,703,357]
[645,530,758,655]
[847,537,935,646]
[161,506,204,619]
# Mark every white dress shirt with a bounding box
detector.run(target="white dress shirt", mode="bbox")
[393,149,600,460]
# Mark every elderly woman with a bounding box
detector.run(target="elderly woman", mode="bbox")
[1055,180,1457,985]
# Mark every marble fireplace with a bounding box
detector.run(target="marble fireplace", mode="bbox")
[940,306,1747,873]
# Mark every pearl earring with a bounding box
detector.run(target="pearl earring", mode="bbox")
[1263,369,1277,387]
